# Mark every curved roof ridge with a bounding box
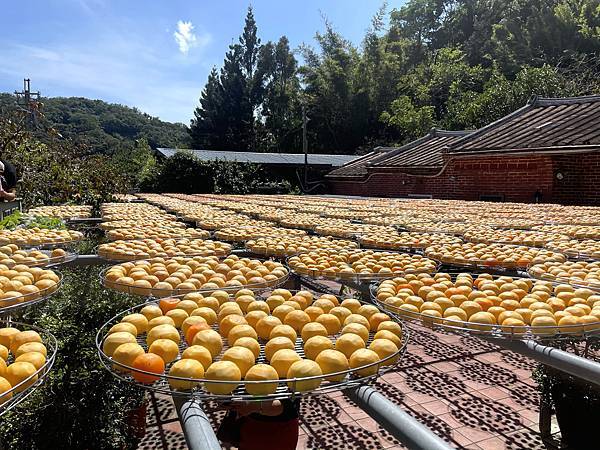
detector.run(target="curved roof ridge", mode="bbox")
[449,94,600,153]
[533,94,600,106]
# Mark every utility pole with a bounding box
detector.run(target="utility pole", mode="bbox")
[14,78,41,128]
[302,105,309,184]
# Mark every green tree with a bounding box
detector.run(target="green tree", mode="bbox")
[112,138,157,188]
[300,21,371,153]
[257,36,302,152]
[189,7,264,152]
[187,0,600,155]
[141,151,272,194]
[445,65,578,129]
[189,67,228,149]
[380,95,436,139]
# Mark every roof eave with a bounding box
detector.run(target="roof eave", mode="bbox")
[325,173,368,179]
[450,145,600,156]
[367,164,442,171]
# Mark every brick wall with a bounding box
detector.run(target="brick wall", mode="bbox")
[551,153,600,205]
[327,151,599,205]
[573,152,600,205]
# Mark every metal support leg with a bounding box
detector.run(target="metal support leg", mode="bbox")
[172,396,221,450]
[481,337,600,387]
[344,386,454,450]
[65,255,106,266]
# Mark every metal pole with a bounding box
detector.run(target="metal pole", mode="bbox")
[172,396,221,450]
[68,217,104,224]
[344,386,454,450]
[64,254,106,266]
[302,105,308,185]
[481,337,600,387]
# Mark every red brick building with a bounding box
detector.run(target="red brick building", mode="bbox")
[326,95,600,205]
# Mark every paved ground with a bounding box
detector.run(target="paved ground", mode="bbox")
[136,323,564,450]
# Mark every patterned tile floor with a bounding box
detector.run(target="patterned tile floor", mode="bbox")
[137,322,564,450]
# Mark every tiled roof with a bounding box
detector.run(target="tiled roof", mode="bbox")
[449,95,600,153]
[368,130,472,169]
[325,148,394,177]
[156,149,360,167]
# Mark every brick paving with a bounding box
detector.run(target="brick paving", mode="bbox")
[136,322,560,450]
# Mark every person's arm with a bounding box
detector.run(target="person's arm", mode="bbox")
[231,400,284,417]
[0,189,16,202]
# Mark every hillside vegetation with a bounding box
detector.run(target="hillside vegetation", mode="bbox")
[0,93,190,154]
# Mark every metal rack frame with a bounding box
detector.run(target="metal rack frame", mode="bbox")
[96,292,409,402]
[0,320,58,417]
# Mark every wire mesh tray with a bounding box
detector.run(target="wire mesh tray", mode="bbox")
[0,271,62,314]
[461,233,571,248]
[245,238,360,259]
[370,275,600,341]
[100,220,185,231]
[99,264,290,297]
[356,238,428,253]
[543,240,600,262]
[286,251,441,284]
[106,229,212,241]
[527,264,600,293]
[214,228,308,244]
[357,234,464,253]
[96,294,408,402]
[424,244,567,272]
[96,240,233,262]
[9,235,84,250]
[287,266,439,284]
[0,249,77,268]
[0,321,58,416]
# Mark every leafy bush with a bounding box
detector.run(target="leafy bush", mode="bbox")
[0,111,129,209]
[25,216,66,230]
[0,211,24,230]
[0,212,67,230]
[0,265,145,450]
[111,138,158,189]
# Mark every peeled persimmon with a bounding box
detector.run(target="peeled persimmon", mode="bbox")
[185,323,211,345]
[159,297,180,314]
[132,353,165,384]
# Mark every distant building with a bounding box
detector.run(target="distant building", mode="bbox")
[155,148,362,193]
[327,95,600,205]
[155,148,359,168]
[326,129,472,198]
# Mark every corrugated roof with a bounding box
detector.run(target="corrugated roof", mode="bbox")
[369,130,472,169]
[325,148,394,177]
[449,95,600,154]
[156,148,359,167]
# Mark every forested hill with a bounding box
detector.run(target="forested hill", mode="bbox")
[0,93,190,154]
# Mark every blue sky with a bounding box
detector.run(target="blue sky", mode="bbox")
[0,0,406,124]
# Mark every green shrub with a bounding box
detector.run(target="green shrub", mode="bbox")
[0,265,145,450]
[0,112,128,209]
[141,150,274,194]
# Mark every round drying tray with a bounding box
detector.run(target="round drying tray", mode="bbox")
[96,294,408,402]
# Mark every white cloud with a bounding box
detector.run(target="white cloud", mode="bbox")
[173,21,198,55]
[73,0,105,16]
